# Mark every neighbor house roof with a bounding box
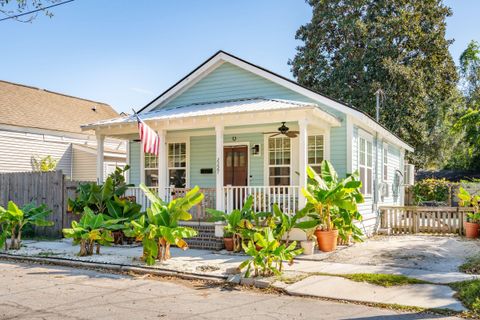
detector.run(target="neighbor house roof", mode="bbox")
[81,98,341,129]
[0,80,119,135]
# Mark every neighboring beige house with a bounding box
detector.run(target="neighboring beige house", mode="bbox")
[0,80,126,181]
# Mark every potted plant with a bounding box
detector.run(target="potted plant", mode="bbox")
[223,228,234,251]
[296,161,364,252]
[458,187,480,239]
[300,229,316,255]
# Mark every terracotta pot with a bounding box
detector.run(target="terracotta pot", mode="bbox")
[300,240,315,255]
[314,229,339,252]
[464,221,479,239]
[224,237,234,251]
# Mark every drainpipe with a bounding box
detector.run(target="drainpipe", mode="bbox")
[373,89,383,234]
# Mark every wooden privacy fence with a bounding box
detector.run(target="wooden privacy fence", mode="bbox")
[379,206,473,235]
[0,171,84,238]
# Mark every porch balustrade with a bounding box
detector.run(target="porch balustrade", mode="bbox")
[125,185,300,221]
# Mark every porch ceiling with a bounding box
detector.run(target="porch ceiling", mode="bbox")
[82,98,341,137]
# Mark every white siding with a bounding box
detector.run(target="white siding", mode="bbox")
[72,147,96,181]
[0,130,72,175]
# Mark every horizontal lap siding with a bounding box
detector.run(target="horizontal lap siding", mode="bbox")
[190,136,216,188]
[128,141,141,185]
[72,148,96,181]
[0,131,72,176]
[379,144,402,205]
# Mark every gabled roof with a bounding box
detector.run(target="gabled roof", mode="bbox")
[138,50,413,152]
[0,80,119,135]
[82,98,341,129]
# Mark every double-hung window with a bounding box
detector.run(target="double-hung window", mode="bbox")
[383,144,389,182]
[168,142,187,188]
[358,135,373,196]
[308,135,324,173]
[268,137,291,186]
[144,152,158,187]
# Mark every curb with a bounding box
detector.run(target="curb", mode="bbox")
[0,253,227,283]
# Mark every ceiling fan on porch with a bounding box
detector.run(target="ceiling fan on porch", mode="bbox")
[263,122,299,138]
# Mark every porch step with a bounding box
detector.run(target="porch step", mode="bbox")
[183,224,224,251]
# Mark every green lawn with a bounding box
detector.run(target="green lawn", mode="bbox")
[450,279,480,316]
[459,255,480,274]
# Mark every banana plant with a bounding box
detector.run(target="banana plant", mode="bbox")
[272,204,309,246]
[206,196,259,252]
[458,187,480,222]
[123,183,203,265]
[239,227,303,278]
[62,208,121,256]
[296,161,364,242]
[0,201,53,250]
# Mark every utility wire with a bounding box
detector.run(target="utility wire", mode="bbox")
[0,0,74,22]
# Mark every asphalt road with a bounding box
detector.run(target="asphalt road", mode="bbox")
[0,261,461,320]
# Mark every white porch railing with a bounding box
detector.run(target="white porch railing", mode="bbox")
[125,185,300,220]
[224,185,300,214]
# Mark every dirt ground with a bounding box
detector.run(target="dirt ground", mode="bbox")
[324,235,480,272]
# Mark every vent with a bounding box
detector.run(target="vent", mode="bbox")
[404,164,415,186]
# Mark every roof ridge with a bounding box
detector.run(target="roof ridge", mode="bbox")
[0,80,111,106]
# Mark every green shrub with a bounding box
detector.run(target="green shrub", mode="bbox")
[412,178,452,205]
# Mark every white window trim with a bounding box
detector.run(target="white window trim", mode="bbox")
[265,136,292,186]
[358,130,373,197]
[166,138,189,188]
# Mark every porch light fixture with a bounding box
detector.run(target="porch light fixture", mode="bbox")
[251,144,260,156]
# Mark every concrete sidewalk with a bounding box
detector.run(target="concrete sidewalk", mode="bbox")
[279,275,466,312]
[2,239,477,312]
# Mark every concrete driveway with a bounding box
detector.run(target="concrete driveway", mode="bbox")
[0,261,461,320]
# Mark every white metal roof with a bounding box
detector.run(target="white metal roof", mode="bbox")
[81,98,341,129]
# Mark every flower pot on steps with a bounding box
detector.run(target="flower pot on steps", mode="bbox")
[223,237,234,251]
[464,221,479,239]
[314,229,339,252]
[300,240,315,255]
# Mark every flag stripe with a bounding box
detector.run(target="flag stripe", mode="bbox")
[136,115,160,156]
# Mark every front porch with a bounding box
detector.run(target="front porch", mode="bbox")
[84,98,341,216]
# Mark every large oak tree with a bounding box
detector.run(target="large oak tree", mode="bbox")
[290,0,461,169]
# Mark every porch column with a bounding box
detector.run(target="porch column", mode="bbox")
[215,125,224,211]
[298,119,308,208]
[157,129,167,200]
[96,132,105,184]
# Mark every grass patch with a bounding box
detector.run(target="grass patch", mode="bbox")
[340,273,429,287]
[450,279,480,316]
[459,255,480,274]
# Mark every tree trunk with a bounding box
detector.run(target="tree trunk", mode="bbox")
[163,243,171,260]
[96,243,100,254]
[79,239,88,256]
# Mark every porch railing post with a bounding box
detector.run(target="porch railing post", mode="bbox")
[157,129,167,200]
[95,132,105,184]
[215,125,224,211]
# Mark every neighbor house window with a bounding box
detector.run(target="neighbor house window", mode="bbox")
[308,135,324,173]
[358,136,373,196]
[383,144,389,182]
[144,152,158,187]
[268,137,290,186]
[168,142,186,188]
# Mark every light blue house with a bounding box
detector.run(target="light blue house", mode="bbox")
[83,51,413,235]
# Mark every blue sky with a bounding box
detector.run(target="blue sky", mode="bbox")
[1,0,478,113]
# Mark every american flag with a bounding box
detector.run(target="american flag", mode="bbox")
[134,113,160,155]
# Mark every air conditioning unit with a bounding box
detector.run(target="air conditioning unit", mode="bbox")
[404,164,415,186]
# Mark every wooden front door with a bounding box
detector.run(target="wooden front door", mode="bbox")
[224,146,248,186]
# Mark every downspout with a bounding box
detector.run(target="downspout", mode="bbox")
[373,89,382,234]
